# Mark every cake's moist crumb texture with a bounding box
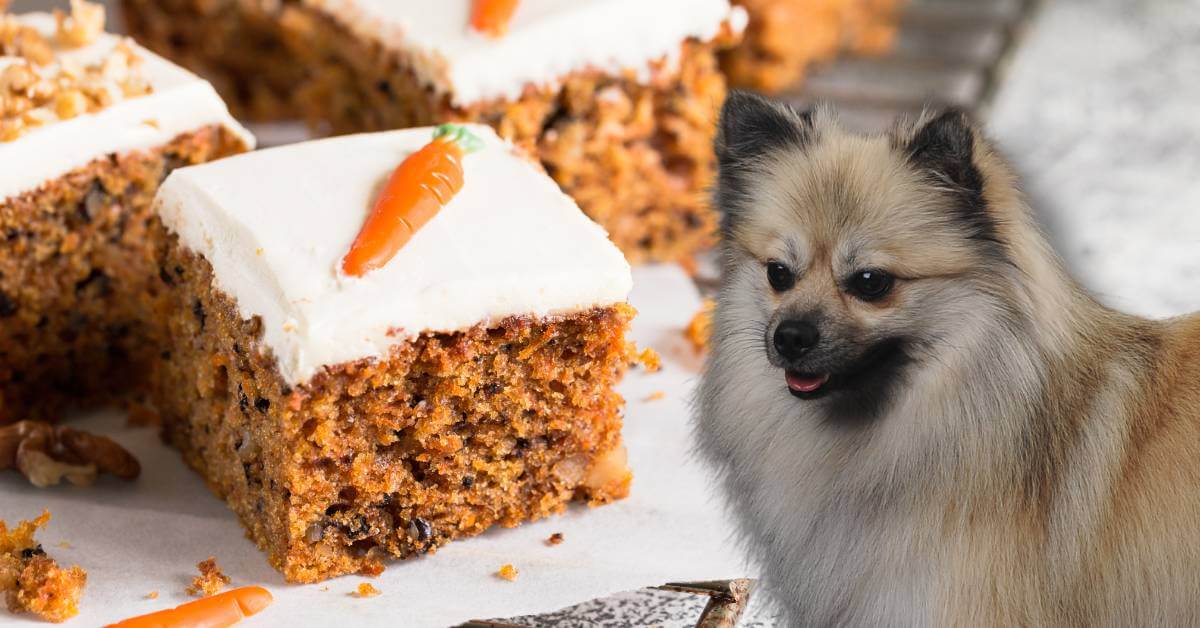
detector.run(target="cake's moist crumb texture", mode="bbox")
[722,0,900,92]
[152,241,635,583]
[0,125,247,423]
[122,0,738,263]
[0,511,87,624]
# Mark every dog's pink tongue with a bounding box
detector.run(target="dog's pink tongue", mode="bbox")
[786,371,830,393]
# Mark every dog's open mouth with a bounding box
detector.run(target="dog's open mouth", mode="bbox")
[782,339,910,402]
[785,371,831,399]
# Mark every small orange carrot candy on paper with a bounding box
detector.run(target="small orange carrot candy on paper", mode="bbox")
[471,0,519,38]
[107,585,273,628]
[341,124,484,277]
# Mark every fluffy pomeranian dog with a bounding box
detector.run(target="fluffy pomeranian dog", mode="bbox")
[694,92,1200,626]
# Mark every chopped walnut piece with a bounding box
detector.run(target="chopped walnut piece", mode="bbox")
[1,511,87,623]
[496,564,519,581]
[353,582,380,598]
[0,63,36,93]
[685,298,715,352]
[0,17,54,65]
[186,557,231,597]
[54,0,105,48]
[0,421,141,488]
[52,90,85,121]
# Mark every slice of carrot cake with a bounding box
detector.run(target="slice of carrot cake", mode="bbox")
[150,124,635,583]
[0,3,252,423]
[123,0,747,263]
[722,0,902,92]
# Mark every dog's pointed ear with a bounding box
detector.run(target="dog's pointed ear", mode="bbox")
[904,108,984,201]
[716,91,813,168]
[714,92,814,232]
[903,108,997,242]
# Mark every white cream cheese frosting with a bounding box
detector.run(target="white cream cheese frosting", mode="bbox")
[303,0,747,107]
[0,13,253,202]
[156,125,633,386]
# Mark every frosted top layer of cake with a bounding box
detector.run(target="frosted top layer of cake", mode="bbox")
[156,125,633,386]
[304,0,747,106]
[0,13,253,202]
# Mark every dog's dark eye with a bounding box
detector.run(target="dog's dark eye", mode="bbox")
[766,261,795,292]
[847,270,894,301]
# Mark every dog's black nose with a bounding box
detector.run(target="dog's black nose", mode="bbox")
[774,320,819,360]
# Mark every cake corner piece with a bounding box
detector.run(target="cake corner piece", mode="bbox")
[0,2,252,423]
[150,125,637,582]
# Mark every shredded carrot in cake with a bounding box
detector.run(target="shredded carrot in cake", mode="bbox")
[109,586,272,628]
[341,124,483,277]
[496,563,519,581]
[471,0,519,38]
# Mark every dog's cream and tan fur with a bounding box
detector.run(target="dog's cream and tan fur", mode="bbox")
[695,93,1200,626]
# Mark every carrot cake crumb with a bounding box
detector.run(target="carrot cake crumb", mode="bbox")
[0,511,87,623]
[186,557,230,597]
[54,542,71,550]
[353,583,380,598]
[546,533,564,546]
[644,391,666,402]
[145,591,158,600]
[635,348,662,372]
[686,298,715,352]
[496,564,519,581]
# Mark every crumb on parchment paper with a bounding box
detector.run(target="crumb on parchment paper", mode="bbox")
[634,347,661,372]
[1,511,87,623]
[186,557,230,597]
[496,564,519,581]
[353,583,381,598]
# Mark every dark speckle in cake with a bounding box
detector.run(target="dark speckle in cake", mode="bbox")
[193,299,206,330]
[0,291,17,317]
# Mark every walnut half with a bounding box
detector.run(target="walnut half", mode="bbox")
[0,421,140,488]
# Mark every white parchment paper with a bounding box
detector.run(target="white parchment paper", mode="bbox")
[0,264,751,627]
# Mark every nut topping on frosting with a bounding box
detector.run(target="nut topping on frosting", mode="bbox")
[53,0,104,48]
[1,3,152,142]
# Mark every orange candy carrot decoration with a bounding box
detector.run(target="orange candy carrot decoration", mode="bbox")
[107,586,273,628]
[341,124,483,277]
[471,0,519,38]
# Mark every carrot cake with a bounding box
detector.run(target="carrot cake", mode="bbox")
[150,124,635,583]
[0,4,252,423]
[722,0,901,92]
[122,0,747,263]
